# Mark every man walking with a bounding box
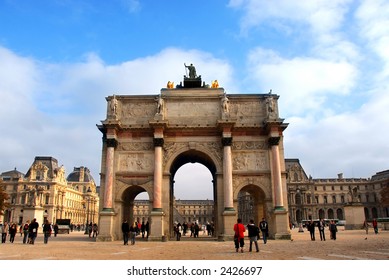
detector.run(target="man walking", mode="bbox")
[259,217,269,244]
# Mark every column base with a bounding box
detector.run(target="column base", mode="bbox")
[96,210,116,242]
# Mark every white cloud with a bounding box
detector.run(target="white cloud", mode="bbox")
[247,48,357,116]
[229,0,352,35]
[0,46,234,185]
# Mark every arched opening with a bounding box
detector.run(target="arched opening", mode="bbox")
[237,184,266,225]
[122,185,150,230]
[169,150,217,239]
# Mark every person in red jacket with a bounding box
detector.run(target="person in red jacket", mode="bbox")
[233,218,246,253]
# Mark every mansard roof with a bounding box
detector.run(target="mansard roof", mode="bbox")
[0,168,25,180]
[67,166,95,183]
[24,156,59,179]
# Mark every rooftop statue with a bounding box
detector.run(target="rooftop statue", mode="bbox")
[184,63,197,79]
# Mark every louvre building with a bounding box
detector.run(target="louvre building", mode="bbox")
[0,156,99,227]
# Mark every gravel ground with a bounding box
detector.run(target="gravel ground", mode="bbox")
[0,226,388,260]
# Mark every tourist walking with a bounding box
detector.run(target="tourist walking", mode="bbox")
[318,218,326,241]
[372,218,378,234]
[129,222,137,245]
[122,220,130,245]
[22,221,30,244]
[43,220,52,244]
[9,223,17,243]
[1,221,9,243]
[233,218,246,253]
[307,220,316,241]
[247,219,259,252]
[330,220,337,240]
[92,223,98,237]
[145,221,150,239]
[363,220,369,235]
[53,224,59,237]
[28,218,39,244]
[259,217,269,244]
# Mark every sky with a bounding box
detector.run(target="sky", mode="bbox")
[1,0,389,200]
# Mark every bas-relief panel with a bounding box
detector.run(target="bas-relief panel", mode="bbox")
[229,101,266,124]
[118,153,154,172]
[232,152,267,171]
[119,102,155,124]
[166,100,220,125]
[232,141,268,171]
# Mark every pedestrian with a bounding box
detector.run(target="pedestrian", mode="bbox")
[247,219,259,252]
[53,224,59,237]
[22,221,30,244]
[28,218,39,244]
[122,220,130,245]
[372,218,378,234]
[194,223,200,238]
[307,220,316,241]
[145,221,150,239]
[259,217,269,244]
[92,223,98,237]
[43,220,52,244]
[233,218,245,253]
[318,218,326,241]
[363,220,369,235]
[174,224,181,241]
[141,221,146,238]
[129,222,137,245]
[9,223,17,243]
[1,221,9,243]
[329,220,337,240]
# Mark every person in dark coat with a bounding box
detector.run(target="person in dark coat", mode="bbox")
[307,220,316,241]
[122,220,130,245]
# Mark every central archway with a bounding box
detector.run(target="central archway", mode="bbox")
[168,150,218,238]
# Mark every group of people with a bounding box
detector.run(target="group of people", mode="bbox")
[86,222,99,238]
[233,217,269,253]
[1,219,101,244]
[172,221,215,240]
[1,219,42,244]
[306,218,339,241]
[121,220,150,245]
[363,218,379,235]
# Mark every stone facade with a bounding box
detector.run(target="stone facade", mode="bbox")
[97,84,289,241]
[0,157,99,227]
[285,158,389,227]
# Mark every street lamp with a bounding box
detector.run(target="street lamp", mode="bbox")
[84,187,92,235]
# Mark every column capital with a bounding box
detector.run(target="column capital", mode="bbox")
[221,137,232,146]
[106,138,118,148]
[268,136,280,146]
[153,138,164,147]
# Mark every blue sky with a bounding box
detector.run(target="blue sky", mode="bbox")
[1,0,389,199]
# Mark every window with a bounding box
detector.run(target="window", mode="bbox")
[332,186,335,191]
[332,196,336,203]
[324,196,328,204]
[323,186,326,191]
[341,196,345,203]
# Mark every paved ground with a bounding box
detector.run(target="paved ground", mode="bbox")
[0,227,388,260]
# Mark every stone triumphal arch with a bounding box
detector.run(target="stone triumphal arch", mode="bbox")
[97,73,290,241]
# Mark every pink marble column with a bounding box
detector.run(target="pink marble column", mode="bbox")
[103,139,117,210]
[153,138,164,211]
[269,137,284,209]
[222,137,234,210]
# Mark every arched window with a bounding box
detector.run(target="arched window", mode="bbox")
[327,209,334,219]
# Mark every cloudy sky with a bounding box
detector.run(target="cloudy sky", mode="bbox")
[1,0,388,200]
